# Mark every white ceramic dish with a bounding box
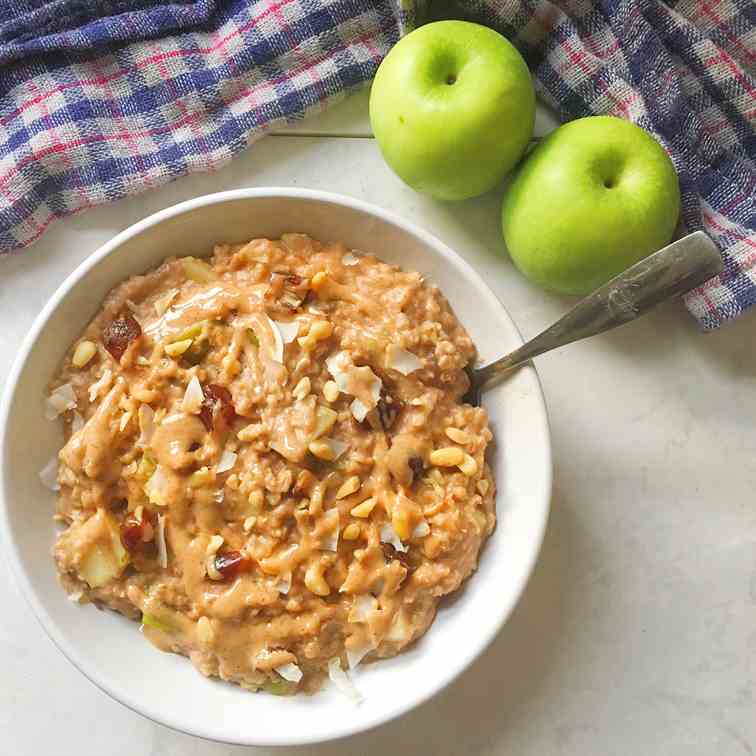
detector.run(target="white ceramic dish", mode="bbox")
[0,188,551,746]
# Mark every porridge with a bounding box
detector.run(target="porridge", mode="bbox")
[45,234,495,696]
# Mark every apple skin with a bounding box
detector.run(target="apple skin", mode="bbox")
[369,21,535,201]
[501,116,681,295]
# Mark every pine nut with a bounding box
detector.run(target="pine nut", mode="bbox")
[350,498,377,518]
[292,376,311,400]
[445,427,470,444]
[304,562,330,596]
[297,319,333,350]
[458,453,478,477]
[343,523,361,540]
[206,535,224,556]
[335,476,361,500]
[392,509,412,541]
[237,423,265,441]
[72,340,97,368]
[247,490,264,513]
[323,380,340,402]
[189,466,214,488]
[429,447,465,467]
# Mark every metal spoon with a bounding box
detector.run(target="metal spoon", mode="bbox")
[465,231,723,405]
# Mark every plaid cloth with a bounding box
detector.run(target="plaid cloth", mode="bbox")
[0,1,753,329]
[0,0,416,249]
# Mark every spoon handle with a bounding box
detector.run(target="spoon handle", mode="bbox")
[476,231,723,386]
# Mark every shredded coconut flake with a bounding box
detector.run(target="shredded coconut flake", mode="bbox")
[154,289,178,316]
[319,437,348,460]
[137,404,155,447]
[275,662,303,683]
[327,353,382,415]
[275,572,292,595]
[380,523,408,553]
[88,369,113,403]
[182,376,203,414]
[266,315,285,363]
[156,514,168,568]
[273,319,300,344]
[145,465,170,507]
[412,520,430,538]
[329,438,348,459]
[346,643,373,670]
[39,455,60,491]
[342,252,360,266]
[68,590,84,603]
[212,489,225,504]
[325,351,351,392]
[386,611,411,643]
[216,449,237,474]
[125,299,140,315]
[119,411,132,432]
[328,657,363,704]
[386,344,423,375]
[321,508,340,551]
[45,383,77,420]
[349,368,382,421]
[350,398,369,422]
[368,371,382,404]
[348,594,378,623]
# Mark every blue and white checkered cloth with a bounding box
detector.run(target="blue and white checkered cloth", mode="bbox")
[0,0,753,329]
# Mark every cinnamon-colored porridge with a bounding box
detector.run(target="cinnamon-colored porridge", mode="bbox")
[45,234,495,696]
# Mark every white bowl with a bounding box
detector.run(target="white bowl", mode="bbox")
[0,189,551,746]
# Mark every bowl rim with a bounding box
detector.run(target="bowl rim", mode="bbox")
[0,187,552,746]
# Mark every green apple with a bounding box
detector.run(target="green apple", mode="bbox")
[502,116,681,295]
[370,20,535,201]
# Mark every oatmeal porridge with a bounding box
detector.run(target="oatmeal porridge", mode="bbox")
[45,234,495,695]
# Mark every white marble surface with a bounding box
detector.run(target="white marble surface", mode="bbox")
[2,93,755,756]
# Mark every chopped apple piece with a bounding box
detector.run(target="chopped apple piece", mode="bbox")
[141,613,175,634]
[73,510,130,588]
[181,257,218,283]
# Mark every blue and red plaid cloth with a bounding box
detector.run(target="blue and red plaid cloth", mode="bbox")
[0,0,753,329]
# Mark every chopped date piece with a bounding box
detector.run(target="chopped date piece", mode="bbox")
[214,550,251,580]
[376,395,402,430]
[267,271,309,310]
[104,314,142,361]
[408,456,425,481]
[382,542,413,576]
[121,521,142,552]
[199,383,236,431]
[276,271,303,286]
[120,513,154,552]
